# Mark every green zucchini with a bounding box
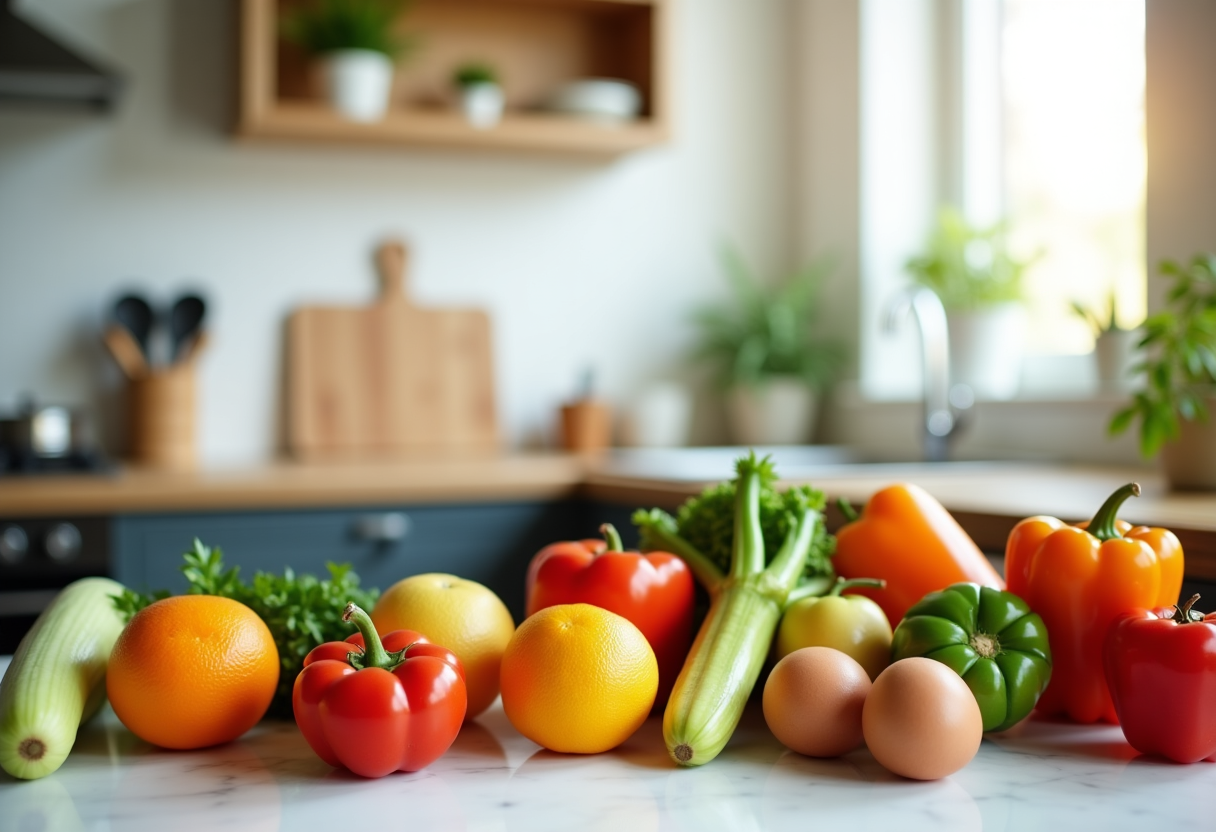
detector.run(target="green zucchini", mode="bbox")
[0,577,127,779]
[635,453,828,766]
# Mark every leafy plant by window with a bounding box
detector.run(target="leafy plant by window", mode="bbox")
[690,245,843,390]
[1109,255,1216,457]
[905,206,1031,310]
[280,0,416,59]
[1071,291,1126,338]
[453,62,498,88]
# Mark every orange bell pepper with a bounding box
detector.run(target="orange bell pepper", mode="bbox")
[833,483,1004,626]
[1005,482,1184,724]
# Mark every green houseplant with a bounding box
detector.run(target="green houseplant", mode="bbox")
[1072,292,1142,391]
[1110,254,1216,488]
[452,61,504,129]
[691,245,843,444]
[904,206,1034,400]
[280,0,417,122]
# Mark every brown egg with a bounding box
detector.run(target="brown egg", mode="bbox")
[762,646,872,757]
[862,657,983,780]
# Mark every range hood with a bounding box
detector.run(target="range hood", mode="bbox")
[0,0,122,110]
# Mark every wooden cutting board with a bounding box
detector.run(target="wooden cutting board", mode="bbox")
[287,240,498,458]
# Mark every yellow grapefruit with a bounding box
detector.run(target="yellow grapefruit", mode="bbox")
[499,603,658,754]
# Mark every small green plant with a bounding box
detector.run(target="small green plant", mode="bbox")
[690,244,843,390]
[280,0,416,59]
[1071,291,1126,338]
[1109,254,1216,457]
[453,62,498,88]
[905,206,1031,310]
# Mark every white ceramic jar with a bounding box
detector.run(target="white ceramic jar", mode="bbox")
[322,49,394,122]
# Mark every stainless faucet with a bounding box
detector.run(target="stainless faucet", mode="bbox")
[884,287,971,462]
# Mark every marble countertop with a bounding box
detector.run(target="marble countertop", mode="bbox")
[2,659,1214,832]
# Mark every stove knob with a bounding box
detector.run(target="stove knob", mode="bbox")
[45,523,82,563]
[0,525,29,565]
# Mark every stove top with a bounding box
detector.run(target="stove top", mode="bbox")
[0,448,112,476]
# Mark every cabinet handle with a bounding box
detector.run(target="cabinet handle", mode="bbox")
[352,513,410,544]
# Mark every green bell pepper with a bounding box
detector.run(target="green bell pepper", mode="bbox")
[891,582,1052,732]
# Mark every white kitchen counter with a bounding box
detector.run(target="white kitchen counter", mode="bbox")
[2,658,1214,832]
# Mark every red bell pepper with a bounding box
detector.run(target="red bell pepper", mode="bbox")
[526,523,694,705]
[292,603,467,778]
[1104,594,1216,763]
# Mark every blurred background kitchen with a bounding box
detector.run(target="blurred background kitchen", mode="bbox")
[2,0,1210,472]
[6,0,1216,652]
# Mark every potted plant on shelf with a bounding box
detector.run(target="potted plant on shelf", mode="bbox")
[905,206,1034,400]
[1110,254,1216,490]
[453,62,504,130]
[280,0,416,123]
[1071,292,1142,392]
[690,245,843,446]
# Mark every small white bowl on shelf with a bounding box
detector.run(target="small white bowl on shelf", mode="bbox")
[547,79,642,123]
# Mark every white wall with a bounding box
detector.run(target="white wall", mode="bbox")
[0,0,796,465]
[1146,0,1216,302]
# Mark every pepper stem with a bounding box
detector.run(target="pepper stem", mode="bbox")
[599,523,624,553]
[828,577,886,597]
[837,497,859,524]
[1087,482,1141,542]
[1172,593,1204,624]
[342,603,397,670]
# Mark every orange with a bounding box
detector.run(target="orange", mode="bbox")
[499,603,658,754]
[106,595,278,749]
[372,573,515,718]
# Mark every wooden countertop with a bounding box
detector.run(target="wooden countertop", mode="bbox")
[589,461,1216,581]
[0,454,591,515]
[4,455,1215,580]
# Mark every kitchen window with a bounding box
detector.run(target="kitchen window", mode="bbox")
[860,0,1147,402]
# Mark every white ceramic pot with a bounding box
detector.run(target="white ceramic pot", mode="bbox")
[1094,328,1142,392]
[726,378,817,446]
[459,82,504,129]
[321,49,394,123]
[621,383,692,448]
[946,303,1026,400]
[1161,402,1216,491]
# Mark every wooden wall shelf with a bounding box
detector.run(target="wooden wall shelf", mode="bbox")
[238,0,672,157]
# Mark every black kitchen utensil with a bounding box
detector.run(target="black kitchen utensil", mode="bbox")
[113,294,154,362]
[168,294,206,363]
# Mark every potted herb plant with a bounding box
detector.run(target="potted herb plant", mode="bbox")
[1071,292,1142,392]
[691,245,843,445]
[1110,254,1216,490]
[281,0,416,123]
[453,62,504,129]
[905,207,1033,400]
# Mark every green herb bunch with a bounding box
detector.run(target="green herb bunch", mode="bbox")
[690,244,843,391]
[113,539,379,718]
[905,206,1031,310]
[1110,254,1216,457]
[280,0,416,59]
[634,465,835,583]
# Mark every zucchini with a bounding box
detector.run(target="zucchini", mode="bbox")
[0,576,126,779]
[636,453,828,766]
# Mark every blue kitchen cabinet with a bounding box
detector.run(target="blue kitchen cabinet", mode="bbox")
[112,499,638,622]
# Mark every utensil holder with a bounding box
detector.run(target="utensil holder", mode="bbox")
[129,365,196,470]
[560,400,612,455]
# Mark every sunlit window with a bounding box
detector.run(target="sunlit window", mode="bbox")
[1000,0,1146,355]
